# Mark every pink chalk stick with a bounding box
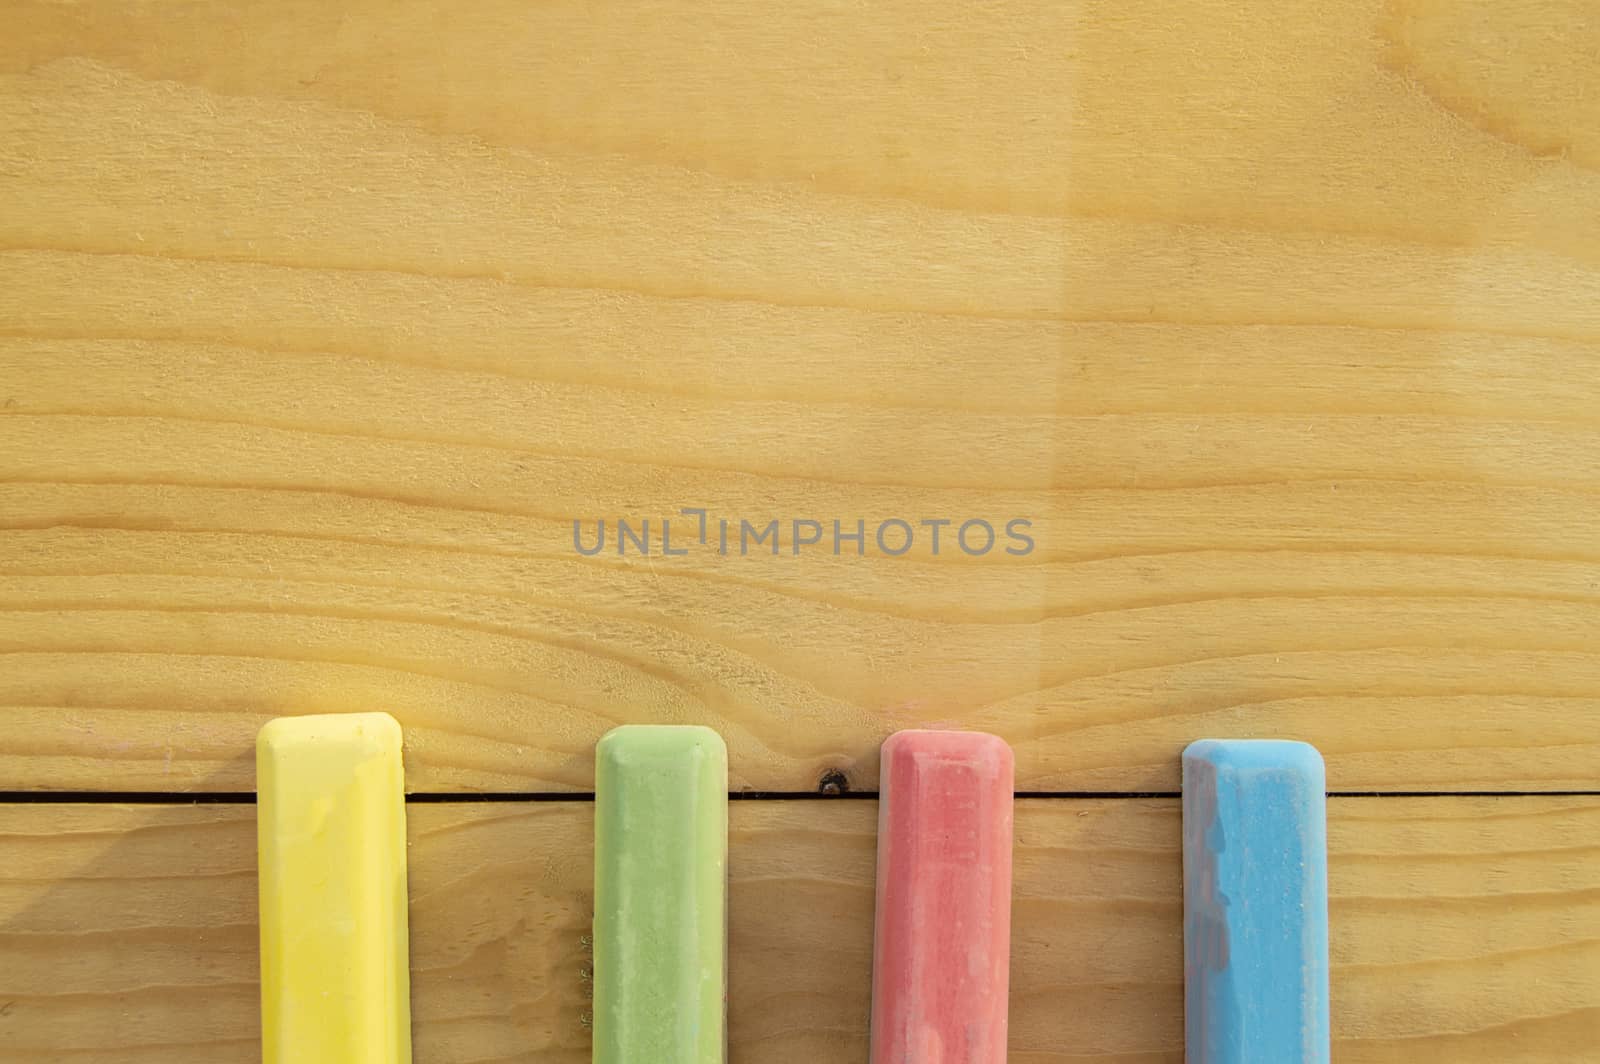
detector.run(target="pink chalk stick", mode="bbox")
[870,730,1015,1064]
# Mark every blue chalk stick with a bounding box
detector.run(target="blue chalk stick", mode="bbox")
[1182,740,1330,1064]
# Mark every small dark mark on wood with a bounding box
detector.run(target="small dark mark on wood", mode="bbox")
[817,769,851,796]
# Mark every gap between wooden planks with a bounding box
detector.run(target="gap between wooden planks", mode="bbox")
[0,797,1595,1063]
[2,0,1600,795]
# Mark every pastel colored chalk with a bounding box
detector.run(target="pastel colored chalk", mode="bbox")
[1183,739,1330,1064]
[870,730,1015,1064]
[257,712,411,1064]
[593,725,728,1064]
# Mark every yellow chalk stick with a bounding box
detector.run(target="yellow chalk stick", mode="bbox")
[257,712,412,1064]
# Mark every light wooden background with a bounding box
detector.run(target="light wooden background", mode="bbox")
[1,0,1597,1059]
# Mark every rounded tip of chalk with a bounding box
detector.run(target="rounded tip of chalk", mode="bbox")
[1183,739,1325,785]
[257,711,403,756]
[881,729,1014,773]
[596,724,728,770]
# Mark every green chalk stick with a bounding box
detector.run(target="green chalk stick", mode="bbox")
[593,725,728,1064]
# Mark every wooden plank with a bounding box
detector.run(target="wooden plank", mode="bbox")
[0,798,1594,1062]
[2,1,1598,792]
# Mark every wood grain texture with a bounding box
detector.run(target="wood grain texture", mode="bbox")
[2,1,1599,791]
[0,798,1595,1062]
